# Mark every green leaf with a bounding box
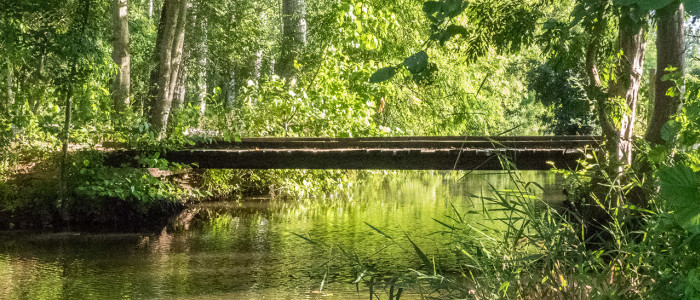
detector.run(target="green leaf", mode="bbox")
[661,120,681,143]
[83,159,90,167]
[365,222,394,240]
[637,0,675,10]
[292,232,319,245]
[686,0,700,16]
[403,51,429,74]
[405,233,431,267]
[613,0,639,6]
[369,66,397,83]
[438,25,468,44]
[659,165,700,233]
[648,145,670,164]
[444,0,465,17]
[569,4,585,26]
[423,1,441,16]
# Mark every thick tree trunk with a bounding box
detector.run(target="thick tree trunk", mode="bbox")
[645,2,685,146]
[607,8,647,166]
[171,63,187,113]
[276,0,306,81]
[148,0,188,139]
[112,0,131,113]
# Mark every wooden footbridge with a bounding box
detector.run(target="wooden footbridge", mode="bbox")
[106,136,600,171]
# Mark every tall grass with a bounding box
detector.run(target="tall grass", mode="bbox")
[295,154,700,299]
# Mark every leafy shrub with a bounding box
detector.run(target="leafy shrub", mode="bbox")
[69,151,183,213]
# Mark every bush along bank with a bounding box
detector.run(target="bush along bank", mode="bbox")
[0,149,191,232]
[0,146,355,232]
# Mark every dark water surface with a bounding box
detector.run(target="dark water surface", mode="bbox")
[0,171,562,299]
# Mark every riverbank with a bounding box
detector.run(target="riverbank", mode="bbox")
[0,171,560,299]
[0,148,355,232]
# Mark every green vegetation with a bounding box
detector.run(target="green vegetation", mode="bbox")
[1,0,700,298]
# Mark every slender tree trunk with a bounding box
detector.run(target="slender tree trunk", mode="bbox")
[276,0,306,81]
[226,72,236,108]
[166,0,188,105]
[607,8,647,166]
[5,60,13,108]
[59,0,90,222]
[148,0,188,139]
[586,5,646,168]
[253,12,267,81]
[195,12,207,116]
[645,2,685,146]
[112,0,131,113]
[149,0,154,18]
[59,82,73,221]
[254,50,264,80]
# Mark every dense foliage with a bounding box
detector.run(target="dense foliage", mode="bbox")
[1,0,700,298]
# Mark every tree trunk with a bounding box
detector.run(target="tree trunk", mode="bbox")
[226,72,236,109]
[195,12,207,116]
[276,0,306,81]
[112,0,131,113]
[606,8,647,167]
[149,0,154,18]
[148,0,188,139]
[645,2,685,146]
[586,5,646,168]
[254,50,264,80]
[171,63,187,113]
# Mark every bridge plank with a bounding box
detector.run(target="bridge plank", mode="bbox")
[105,136,598,170]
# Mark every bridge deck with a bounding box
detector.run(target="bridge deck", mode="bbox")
[106,136,600,171]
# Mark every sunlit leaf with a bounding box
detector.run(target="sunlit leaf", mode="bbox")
[659,165,700,233]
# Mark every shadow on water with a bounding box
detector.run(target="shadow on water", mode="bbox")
[0,171,563,299]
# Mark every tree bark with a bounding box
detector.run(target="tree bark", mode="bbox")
[276,0,306,81]
[226,72,236,108]
[645,2,685,146]
[195,11,207,116]
[171,62,187,113]
[607,7,647,166]
[148,0,188,139]
[585,5,646,168]
[149,0,154,18]
[112,0,131,113]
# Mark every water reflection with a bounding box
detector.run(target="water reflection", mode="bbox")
[0,171,562,299]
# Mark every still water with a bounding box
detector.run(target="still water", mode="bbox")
[0,171,562,299]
